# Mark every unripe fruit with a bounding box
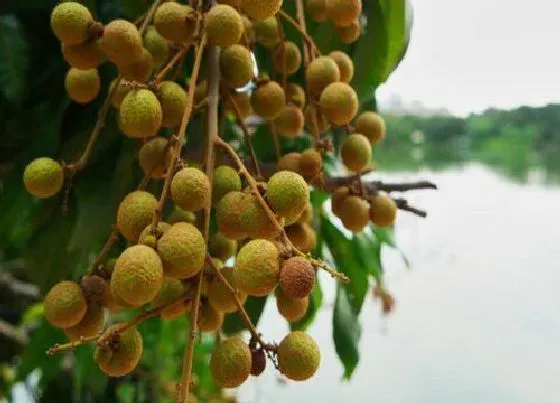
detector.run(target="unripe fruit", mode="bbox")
[210,337,251,388]
[335,20,361,44]
[369,193,397,228]
[157,222,206,279]
[62,40,101,70]
[234,239,280,296]
[304,104,331,134]
[101,20,143,65]
[240,194,281,240]
[251,80,285,120]
[81,275,107,304]
[297,201,313,224]
[65,68,100,103]
[144,26,169,69]
[306,56,340,97]
[167,205,196,224]
[137,221,171,246]
[280,257,316,299]
[220,45,254,88]
[50,2,93,45]
[209,233,237,261]
[267,171,309,223]
[299,148,323,177]
[224,91,252,119]
[171,167,211,212]
[119,89,163,138]
[154,3,196,44]
[330,186,349,216]
[285,222,316,252]
[276,152,301,174]
[340,133,371,172]
[274,105,304,138]
[306,0,328,22]
[95,326,143,377]
[109,79,131,109]
[44,281,87,328]
[250,348,266,376]
[242,0,282,21]
[157,81,188,128]
[118,48,153,83]
[23,157,64,199]
[198,300,224,332]
[329,50,354,83]
[216,191,248,240]
[337,195,369,232]
[355,111,386,144]
[208,266,247,313]
[138,137,171,178]
[327,0,362,27]
[152,277,188,320]
[276,288,308,322]
[212,165,242,206]
[320,82,359,126]
[286,83,306,108]
[193,80,208,105]
[277,331,320,381]
[273,41,302,75]
[206,5,243,47]
[111,245,164,307]
[116,190,157,242]
[253,17,280,49]
[64,303,104,341]
[239,15,255,46]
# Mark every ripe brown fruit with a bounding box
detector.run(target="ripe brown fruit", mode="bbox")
[369,193,397,228]
[299,148,323,177]
[250,348,266,376]
[81,275,107,304]
[209,232,237,261]
[329,50,354,83]
[101,20,143,65]
[234,239,280,296]
[267,171,309,223]
[340,133,372,172]
[327,0,362,27]
[304,104,331,134]
[330,186,349,216]
[337,195,369,232]
[157,81,188,128]
[253,17,281,49]
[306,56,340,97]
[224,91,252,119]
[240,194,281,240]
[335,20,361,44]
[320,82,359,126]
[251,80,286,120]
[152,277,188,320]
[119,89,163,138]
[216,191,248,240]
[242,0,282,21]
[208,266,247,313]
[220,44,254,89]
[116,190,157,242]
[65,68,100,103]
[44,281,87,328]
[50,2,93,45]
[306,0,328,22]
[138,137,171,178]
[62,40,101,70]
[355,111,386,144]
[64,303,104,341]
[212,165,242,206]
[272,41,303,75]
[210,337,252,388]
[154,2,196,44]
[276,288,308,322]
[144,26,169,69]
[274,105,304,138]
[198,300,224,332]
[206,4,243,47]
[170,167,211,212]
[95,326,143,377]
[23,157,64,199]
[279,257,316,299]
[277,331,320,381]
[157,222,206,279]
[276,152,302,174]
[285,222,316,252]
[286,82,306,108]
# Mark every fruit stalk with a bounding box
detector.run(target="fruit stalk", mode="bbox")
[278,10,320,57]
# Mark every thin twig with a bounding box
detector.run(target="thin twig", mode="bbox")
[277,9,321,57]
[152,45,192,86]
[87,227,119,275]
[393,198,428,218]
[294,0,311,64]
[324,176,438,193]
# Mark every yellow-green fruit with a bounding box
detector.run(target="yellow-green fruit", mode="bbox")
[157,81,188,128]
[276,288,308,322]
[212,165,242,206]
[220,45,254,89]
[267,171,309,222]
[138,137,171,178]
[276,152,301,174]
[355,111,386,144]
[63,303,104,341]
[340,133,371,172]
[208,267,247,313]
[297,201,313,224]
[137,221,171,246]
[154,2,196,44]
[216,191,249,240]
[240,194,281,240]
[306,0,328,21]
[101,19,143,65]
[198,301,224,332]
[320,82,359,126]
[50,2,93,45]
[193,80,208,105]
[337,195,369,232]
[152,277,187,320]
[304,104,331,134]
[335,20,361,44]
[274,105,304,138]
[369,193,397,228]
[286,82,306,108]
[251,80,286,120]
[305,56,340,97]
[23,157,64,199]
[329,50,354,83]
[101,279,127,312]
[116,190,157,242]
[170,167,211,212]
[206,4,243,47]
[109,79,131,109]
[327,0,362,27]
[280,256,315,299]
[111,245,164,307]
[44,281,87,328]
[253,17,280,49]
[299,148,322,177]
[119,89,163,138]
[209,233,237,261]
[118,48,153,83]
[167,205,196,224]
[239,15,254,46]
[156,222,206,279]
[224,91,252,119]
[330,186,349,216]
[277,331,320,381]
[65,68,100,103]
[144,26,170,69]
[272,41,302,75]
[285,222,316,252]
[242,0,282,21]
[62,40,101,69]
[210,338,251,389]
[234,239,280,296]
[95,326,143,377]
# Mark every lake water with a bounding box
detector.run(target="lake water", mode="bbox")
[238,164,560,403]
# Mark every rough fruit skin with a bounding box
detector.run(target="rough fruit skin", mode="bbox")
[208,267,247,313]
[62,40,101,70]
[327,0,362,27]
[335,20,361,44]
[95,326,143,377]
[65,68,100,103]
[234,239,280,296]
[44,281,87,328]
[369,193,397,228]
[337,195,369,232]
[157,81,188,128]
[286,82,306,108]
[50,2,93,45]
[156,222,206,279]
[144,26,169,69]
[152,277,187,320]
[81,275,107,304]
[118,48,153,83]
[240,195,281,240]
[116,190,157,242]
[305,56,340,97]
[239,15,255,46]
[216,191,248,240]
[198,301,224,332]
[297,201,313,224]
[276,288,308,322]
[274,105,304,138]
[212,165,242,206]
[154,3,196,44]
[330,186,349,216]
[276,152,301,174]
[329,50,354,83]
[210,337,252,388]
[304,104,331,133]
[119,89,163,138]
[277,331,320,381]
[224,91,252,119]
[285,222,316,252]
[272,41,302,75]
[111,245,164,307]
[250,348,266,376]
[167,205,196,224]
[64,303,104,341]
[220,45,254,88]
[101,20,143,65]
[355,111,386,144]
[320,82,359,126]
[299,148,323,177]
[280,257,316,299]
[306,0,328,22]
[137,221,171,246]
[206,5,243,47]
[242,0,283,21]
[138,137,170,178]
[253,17,280,49]
[170,167,211,212]
[23,157,64,199]
[109,79,131,109]
[340,133,372,172]
[267,171,309,222]
[251,80,286,120]
[209,233,237,261]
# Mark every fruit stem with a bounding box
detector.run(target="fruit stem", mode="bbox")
[152,44,192,86]
[294,0,311,65]
[87,226,119,275]
[277,10,321,57]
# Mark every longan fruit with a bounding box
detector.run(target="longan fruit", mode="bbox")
[267,171,309,223]
[44,281,87,328]
[319,82,359,126]
[118,48,154,83]
[137,221,171,247]
[138,136,171,178]
[299,148,323,177]
[224,91,252,119]
[95,326,143,377]
[329,50,354,83]
[274,104,304,138]
[65,68,100,103]
[242,0,282,21]
[157,81,188,128]
[116,190,157,242]
[327,0,362,27]
[198,300,224,332]
[277,331,320,381]
[62,40,101,70]
[50,2,93,45]
[101,20,144,66]
[306,0,328,22]
[272,41,302,75]
[154,2,196,44]
[240,194,281,240]
[144,26,170,69]
[276,152,302,174]
[193,80,208,106]
[286,82,306,108]
[23,157,64,199]
[152,277,188,320]
[369,193,397,228]
[216,191,248,240]
[335,19,361,44]
[304,104,331,134]
[157,222,206,279]
[239,15,255,46]
[330,186,349,216]
[337,195,369,232]
[285,222,316,253]
[220,44,254,89]
[119,89,163,138]
[109,79,131,109]
[206,4,243,47]
[234,239,280,296]
[276,287,308,322]
[208,266,247,313]
[305,56,340,97]
[251,80,286,120]
[297,201,313,224]
[340,133,371,172]
[167,205,196,224]
[212,165,242,206]
[210,337,251,388]
[63,303,104,341]
[355,111,386,144]
[280,257,316,299]
[208,233,237,261]
[218,0,241,5]
[253,17,280,49]
[170,167,211,212]
[250,348,266,376]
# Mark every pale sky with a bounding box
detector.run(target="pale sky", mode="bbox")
[377,0,560,116]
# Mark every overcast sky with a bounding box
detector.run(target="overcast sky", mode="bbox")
[377,0,560,116]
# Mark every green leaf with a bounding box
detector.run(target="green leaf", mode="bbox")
[0,15,29,103]
[371,224,396,247]
[332,284,361,379]
[352,232,382,282]
[222,295,268,335]
[290,276,323,331]
[380,0,411,78]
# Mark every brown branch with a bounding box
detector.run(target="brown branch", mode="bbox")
[324,176,438,193]
[87,226,119,275]
[277,10,321,57]
[393,198,428,218]
[152,45,192,86]
[294,0,311,64]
